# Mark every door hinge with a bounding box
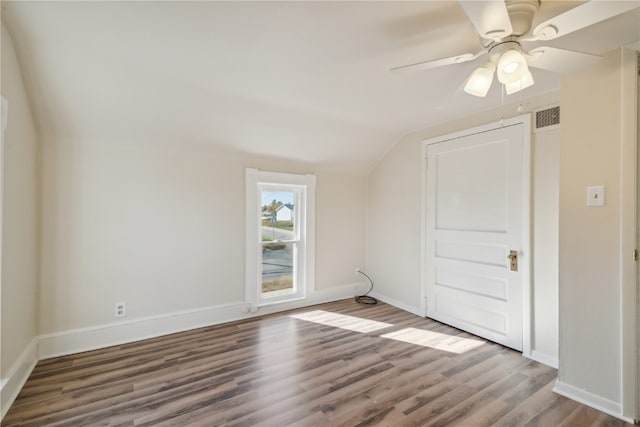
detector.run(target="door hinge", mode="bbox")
[634,249,638,262]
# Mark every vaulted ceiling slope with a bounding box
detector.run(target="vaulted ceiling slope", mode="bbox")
[2,1,639,173]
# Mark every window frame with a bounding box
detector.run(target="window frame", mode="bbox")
[245,169,316,308]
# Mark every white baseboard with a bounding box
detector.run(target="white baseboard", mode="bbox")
[369,291,424,317]
[39,284,356,360]
[1,338,38,420]
[528,349,559,369]
[553,380,633,423]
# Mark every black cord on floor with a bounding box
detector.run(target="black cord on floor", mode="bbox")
[355,270,378,305]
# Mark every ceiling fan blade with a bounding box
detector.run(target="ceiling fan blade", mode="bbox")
[527,47,601,74]
[532,1,639,41]
[459,1,513,40]
[391,51,484,73]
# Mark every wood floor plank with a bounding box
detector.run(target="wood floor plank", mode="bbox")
[2,299,634,427]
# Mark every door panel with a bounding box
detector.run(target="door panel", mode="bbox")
[435,290,507,334]
[435,267,507,301]
[436,240,508,266]
[426,123,525,351]
[436,140,509,232]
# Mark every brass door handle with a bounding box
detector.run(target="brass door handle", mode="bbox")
[508,250,518,272]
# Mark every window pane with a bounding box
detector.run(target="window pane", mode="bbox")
[261,242,295,295]
[261,190,295,242]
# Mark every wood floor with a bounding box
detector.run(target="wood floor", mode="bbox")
[2,299,634,427]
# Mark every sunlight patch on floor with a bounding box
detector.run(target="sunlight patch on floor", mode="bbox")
[381,327,485,354]
[290,310,393,333]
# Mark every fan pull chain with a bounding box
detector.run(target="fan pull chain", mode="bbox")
[518,79,524,113]
[500,84,505,126]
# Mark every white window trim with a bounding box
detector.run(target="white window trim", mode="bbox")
[245,168,316,309]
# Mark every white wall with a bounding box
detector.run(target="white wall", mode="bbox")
[0,23,40,417]
[39,138,366,335]
[366,136,422,312]
[366,92,561,365]
[556,48,637,420]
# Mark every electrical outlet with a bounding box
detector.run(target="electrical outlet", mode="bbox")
[115,302,126,317]
[355,266,360,276]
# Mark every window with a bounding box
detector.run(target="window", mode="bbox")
[245,169,315,307]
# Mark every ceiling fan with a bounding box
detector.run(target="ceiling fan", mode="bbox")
[392,0,639,97]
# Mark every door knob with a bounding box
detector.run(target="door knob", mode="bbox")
[507,250,518,272]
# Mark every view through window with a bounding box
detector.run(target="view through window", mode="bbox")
[260,188,298,296]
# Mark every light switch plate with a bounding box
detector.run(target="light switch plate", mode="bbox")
[586,186,605,207]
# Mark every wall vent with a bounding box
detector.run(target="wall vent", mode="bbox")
[534,105,560,133]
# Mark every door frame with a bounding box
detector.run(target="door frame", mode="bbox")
[420,113,532,356]
[0,96,7,380]
[622,55,638,422]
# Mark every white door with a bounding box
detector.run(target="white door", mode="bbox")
[425,121,529,351]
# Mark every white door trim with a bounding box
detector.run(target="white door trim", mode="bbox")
[620,54,638,421]
[420,113,532,356]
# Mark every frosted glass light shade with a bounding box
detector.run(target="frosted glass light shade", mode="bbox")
[464,63,496,97]
[497,49,528,84]
[505,69,534,95]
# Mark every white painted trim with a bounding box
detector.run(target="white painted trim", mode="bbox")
[520,114,533,358]
[1,96,8,136]
[636,62,640,424]
[245,169,316,308]
[528,349,558,369]
[0,338,38,421]
[305,174,316,295]
[420,143,428,317]
[553,380,633,424]
[422,114,530,147]
[369,291,423,317]
[39,285,355,360]
[421,114,533,357]
[245,168,259,310]
[619,47,638,421]
[0,96,7,422]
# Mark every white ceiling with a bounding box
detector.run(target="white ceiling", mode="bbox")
[2,1,639,173]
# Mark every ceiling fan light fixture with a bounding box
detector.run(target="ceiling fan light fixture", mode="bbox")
[464,62,496,97]
[497,49,528,84]
[505,69,534,95]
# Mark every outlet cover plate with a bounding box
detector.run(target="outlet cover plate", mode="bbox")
[586,186,605,207]
[115,302,126,317]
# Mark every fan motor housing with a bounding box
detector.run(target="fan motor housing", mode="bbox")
[505,0,541,36]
